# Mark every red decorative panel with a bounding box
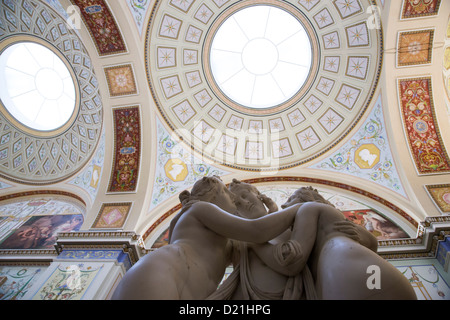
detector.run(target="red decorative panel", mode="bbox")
[401,0,441,19]
[398,78,450,174]
[108,106,141,192]
[70,0,126,56]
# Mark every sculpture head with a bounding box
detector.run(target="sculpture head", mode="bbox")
[169,176,237,243]
[179,176,237,214]
[281,186,334,209]
[229,178,267,218]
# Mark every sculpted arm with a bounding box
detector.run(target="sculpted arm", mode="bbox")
[190,201,300,244]
[251,216,379,276]
[252,202,326,277]
[259,194,278,213]
[248,203,322,277]
[281,202,378,276]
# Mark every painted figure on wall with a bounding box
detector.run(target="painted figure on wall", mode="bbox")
[0,214,83,249]
[343,210,409,240]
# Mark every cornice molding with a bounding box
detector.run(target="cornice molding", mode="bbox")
[378,215,450,260]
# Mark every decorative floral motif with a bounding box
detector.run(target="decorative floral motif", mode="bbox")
[159,14,182,39]
[425,184,450,213]
[104,64,137,97]
[314,8,334,29]
[398,78,450,174]
[313,95,407,197]
[297,127,321,150]
[272,139,293,158]
[69,133,105,202]
[318,108,344,133]
[322,31,340,49]
[170,0,195,13]
[70,0,126,55]
[126,0,152,35]
[345,22,369,47]
[149,119,229,210]
[397,265,449,300]
[32,263,102,300]
[0,266,43,300]
[401,0,441,19]
[108,107,141,192]
[333,0,362,19]
[92,203,131,228]
[398,30,434,66]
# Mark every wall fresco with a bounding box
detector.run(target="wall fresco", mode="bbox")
[108,106,141,193]
[70,0,127,55]
[398,77,450,174]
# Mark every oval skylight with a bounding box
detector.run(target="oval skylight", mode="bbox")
[209,5,313,109]
[0,42,76,132]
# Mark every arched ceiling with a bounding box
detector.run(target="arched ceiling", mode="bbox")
[0,0,449,248]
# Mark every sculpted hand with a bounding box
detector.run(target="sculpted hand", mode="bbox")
[274,240,306,275]
[333,220,378,252]
[258,194,278,213]
[333,220,362,243]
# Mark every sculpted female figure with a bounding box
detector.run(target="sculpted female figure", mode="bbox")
[111,176,300,300]
[220,179,309,300]
[214,180,373,300]
[279,187,417,300]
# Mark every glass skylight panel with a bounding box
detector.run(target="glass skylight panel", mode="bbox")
[210,5,312,109]
[0,42,76,132]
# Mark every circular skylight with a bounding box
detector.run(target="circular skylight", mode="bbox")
[0,42,76,132]
[209,5,313,109]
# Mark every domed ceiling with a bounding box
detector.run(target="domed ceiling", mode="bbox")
[0,0,103,184]
[146,0,382,171]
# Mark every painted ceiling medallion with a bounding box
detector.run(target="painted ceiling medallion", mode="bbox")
[146,0,382,171]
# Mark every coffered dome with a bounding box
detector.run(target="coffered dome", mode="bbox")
[0,0,103,184]
[146,0,382,171]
